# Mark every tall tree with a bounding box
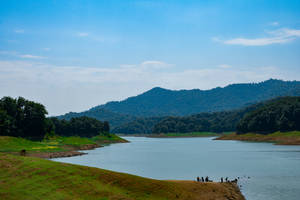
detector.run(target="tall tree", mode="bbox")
[0,97,48,140]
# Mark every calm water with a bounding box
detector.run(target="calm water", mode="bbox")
[53,137,300,200]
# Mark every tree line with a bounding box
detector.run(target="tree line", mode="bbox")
[0,97,110,140]
[236,97,300,134]
[113,102,263,134]
[153,97,300,134]
[2,96,299,138]
[112,117,163,134]
[152,103,262,134]
[113,96,300,135]
[49,117,109,137]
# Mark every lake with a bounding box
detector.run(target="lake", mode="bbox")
[53,137,300,200]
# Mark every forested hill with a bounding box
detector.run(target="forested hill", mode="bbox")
[58,108,137,128]
[144,102,264,134]
[146,97,300,134]
[58,79,300,129]
[94,79,300,117]
[237,96,300,134]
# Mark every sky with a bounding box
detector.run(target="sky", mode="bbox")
[0,0,300,115]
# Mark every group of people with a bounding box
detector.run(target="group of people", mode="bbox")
[196,176,238,183]
[196,176,212,182]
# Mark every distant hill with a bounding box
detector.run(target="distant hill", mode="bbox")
[151,101,266,134]
[57,108,137,128]
[95,79,300,117]
[120,96,300,134]
[58,79,300,128]
[116,101,264,134]
[112,117,164,134]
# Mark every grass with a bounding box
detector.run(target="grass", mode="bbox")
[0,134,127,153]
[0,153,244,200]
[215,131,300,145]
[92,134,127,143]
[0,136,63,152]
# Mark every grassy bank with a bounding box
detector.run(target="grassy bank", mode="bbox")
[0,134,127,158]
[147,132,232,138]
[0,153,245,200]
[215,131,300,145]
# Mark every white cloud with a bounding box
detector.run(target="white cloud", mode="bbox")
[270,22,279,26]
[14,29,24,33]
[141,60,172,69]
[0,60,298,116]
[19,54,47,59]
[214,28,300,46]
[120,61,172,70]
[282,28,300,37]
[77,32,89,37]
[223,37,292,46]
[0,51,47,59]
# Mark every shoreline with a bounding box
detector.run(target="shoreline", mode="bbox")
[28,143,101,159]
[0,153,245,200]
[32,139,129,159]
[215,131,300,145]
[147,134,218,138]
[119,132,220,138]
[0,135,129,159]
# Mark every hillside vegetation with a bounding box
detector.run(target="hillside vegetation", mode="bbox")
[93,79,300,117]
[113,117,164,134]
[49,116,110,137]
[237,97,300,134]
[58,108,137,129]
[0,153,245,200]
[115,97,300,136]
[115,101,264,134]
[152,104,260,134]
[58,79,300,130]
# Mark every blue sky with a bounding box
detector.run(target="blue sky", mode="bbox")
[0,0,300,115]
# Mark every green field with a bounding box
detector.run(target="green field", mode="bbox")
[0,153,244,200]
[0,134,127,153]
[216,131,300,145]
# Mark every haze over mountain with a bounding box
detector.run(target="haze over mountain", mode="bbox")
[59,79,300,128]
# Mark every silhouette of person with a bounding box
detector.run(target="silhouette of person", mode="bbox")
[197,176,200,182]
[221,177,223,183]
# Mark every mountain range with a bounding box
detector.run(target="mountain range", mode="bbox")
[58,79,300,130]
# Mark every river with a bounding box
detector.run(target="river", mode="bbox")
[53,136,300,200]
